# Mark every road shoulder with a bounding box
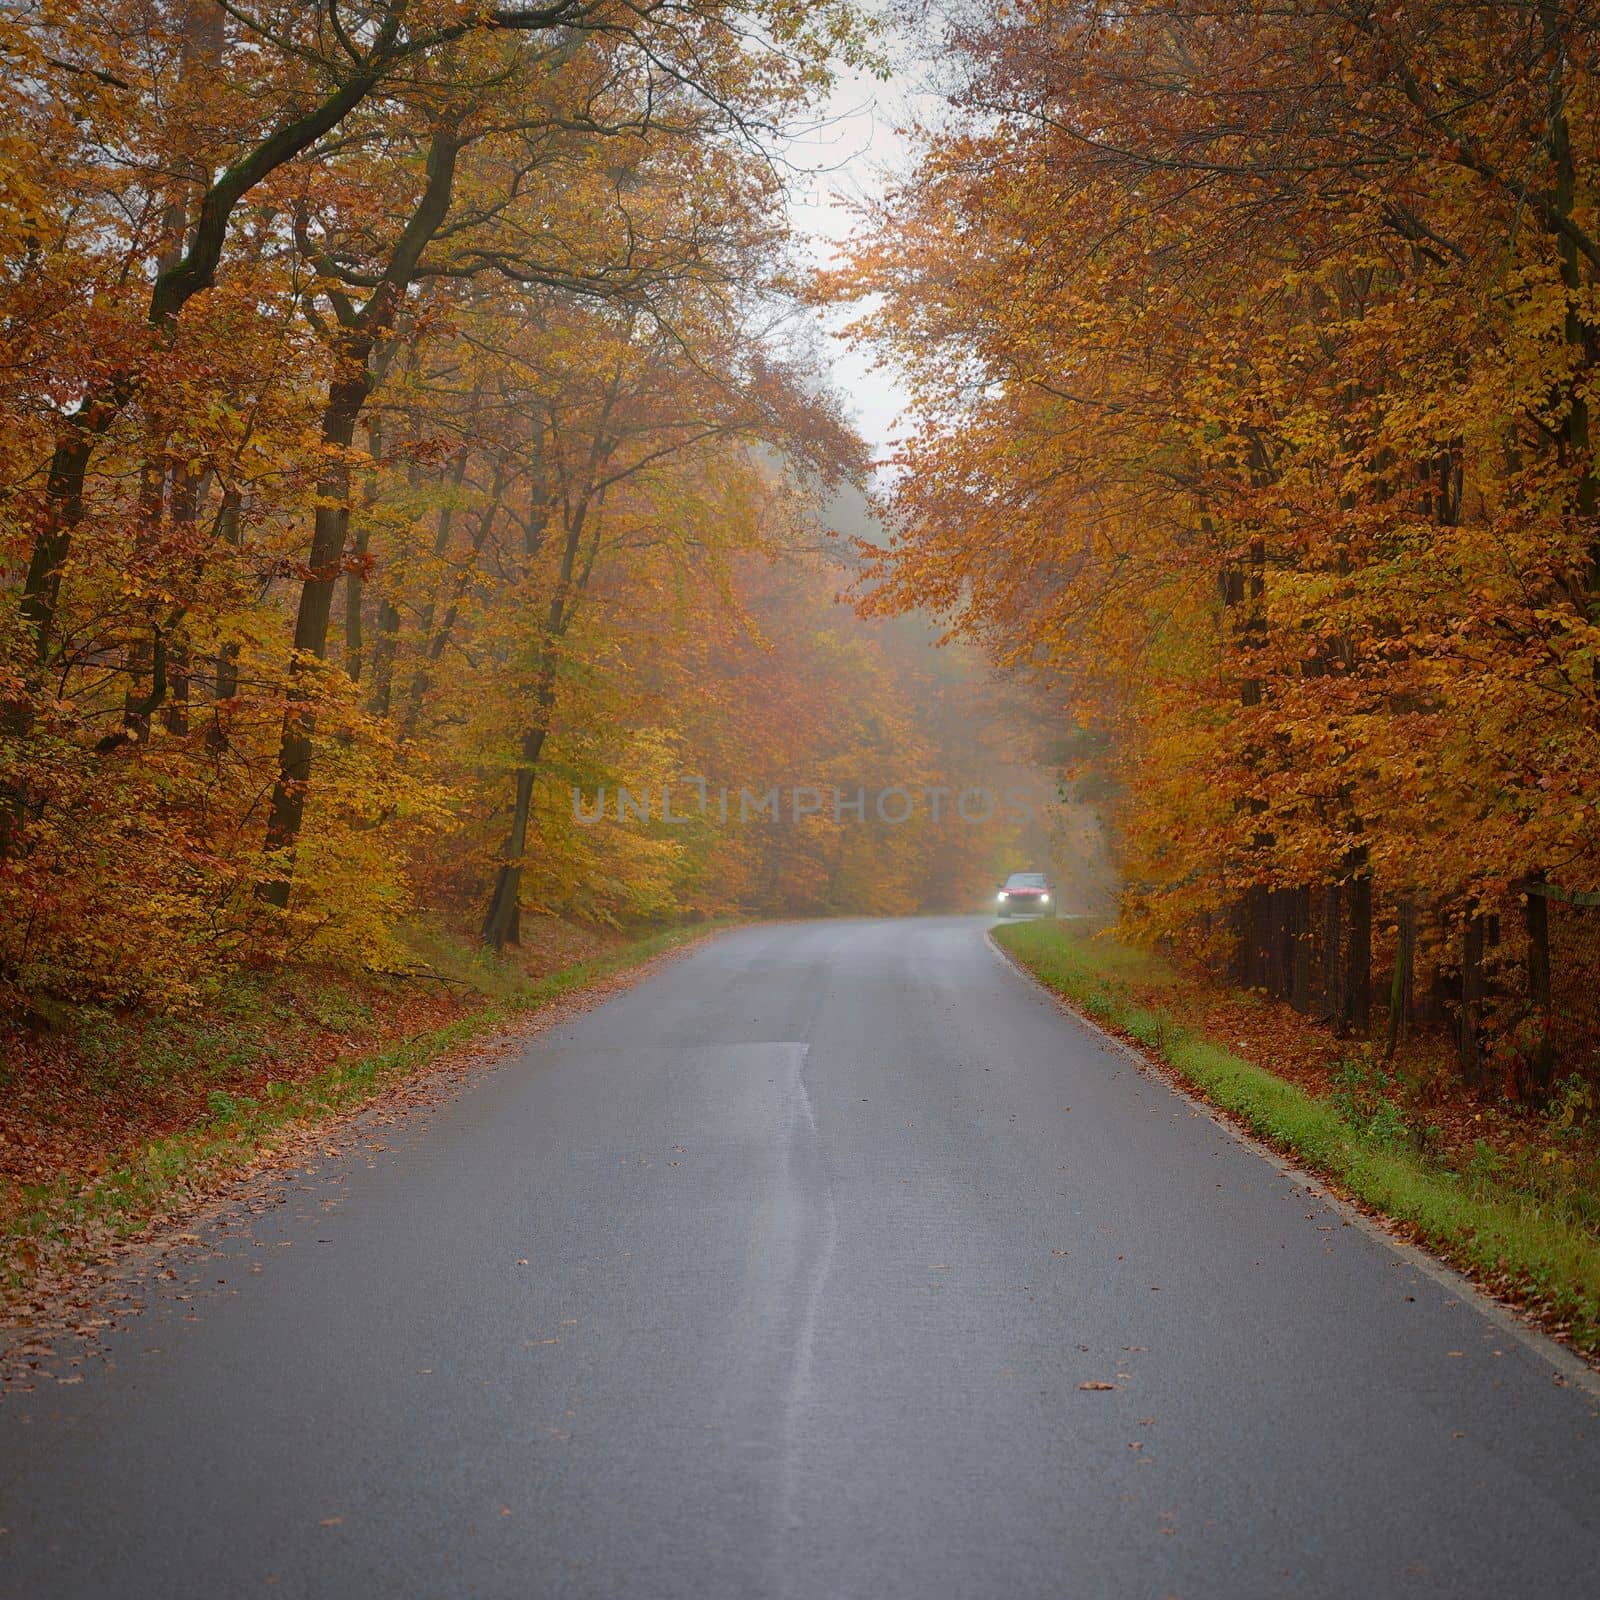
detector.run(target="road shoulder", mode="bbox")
[987,923,1600,1394]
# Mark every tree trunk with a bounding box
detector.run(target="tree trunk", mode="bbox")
[345,385,399,683]
[1385,896,1416,1059]
[344,531,369,684]
[367,598,402,719]
[402,456,504,739]
[163,651,190,737]
[1344,851,1373,1036]
[1460,911,1485,1087]
[481,726,549,950]
[1525,872,1555,1089]
[1541,3,1600,636]
[258,374,370,906]
[1246,884,1272,990]
[1289,885,1311,1013]
[1320,881,1344,1024]
[19,428,102,671]
[1266,887,1290,999]
[480,386,619,949]
[10,58,381,698]
[369,419,428,720]
[208,499,243,752]
[1225,521,1271,988]
[257,125,462,905]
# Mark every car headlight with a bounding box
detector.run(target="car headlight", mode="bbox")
[996,891,1007,901]
[1041,894,1050,903]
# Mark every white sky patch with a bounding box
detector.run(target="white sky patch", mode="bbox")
[783,40,933,473]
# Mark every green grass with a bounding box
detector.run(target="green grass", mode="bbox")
[3,922,719,1304]
[995,919,1600,1356]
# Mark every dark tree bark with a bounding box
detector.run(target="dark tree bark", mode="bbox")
[14,60,387,681]
[402,453,504,740]
[1320,881,1344,1023]
[481,476,604,949]
[1266,886,1290,999]
[1524,873,1555,1090]
[367,597,402,719]
[258,371,375,904]
[1385,896,1417,1059]
[344,415,384,683]
[3,3,591,840]
[1289,885,1312,1013]
[259,127,463,906]
[207,498,244,753]
[481,722,551,950]
[1460,911,1485,1087]
[482,388,618,950]
[1344,851,1373,1036]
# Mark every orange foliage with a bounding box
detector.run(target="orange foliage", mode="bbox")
[836,0,1600,1067]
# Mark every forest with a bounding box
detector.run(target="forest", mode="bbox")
[842,0,1600,1093]
[4,7,1600,1581]
[0,0,1017,1022]
[5,0,1600,1313]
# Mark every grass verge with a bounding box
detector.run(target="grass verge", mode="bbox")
[994,918,1600,1357]
[2,922,718,1314]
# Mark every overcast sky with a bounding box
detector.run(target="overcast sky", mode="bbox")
[783,41,932,470]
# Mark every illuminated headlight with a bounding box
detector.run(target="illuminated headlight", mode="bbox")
[1041,894,1050,904]
[996,891,1008,902]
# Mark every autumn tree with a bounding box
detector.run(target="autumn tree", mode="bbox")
[841,0,1600,1079]
[0,0,908,1007]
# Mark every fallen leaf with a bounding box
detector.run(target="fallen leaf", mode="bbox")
[1079,1380,1117,1391]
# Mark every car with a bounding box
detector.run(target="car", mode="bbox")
[995,871,1056,917]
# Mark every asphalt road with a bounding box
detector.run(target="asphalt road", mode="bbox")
[3,916,1599,1599]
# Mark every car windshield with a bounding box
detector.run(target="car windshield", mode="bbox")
[1005,873,1047,888]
